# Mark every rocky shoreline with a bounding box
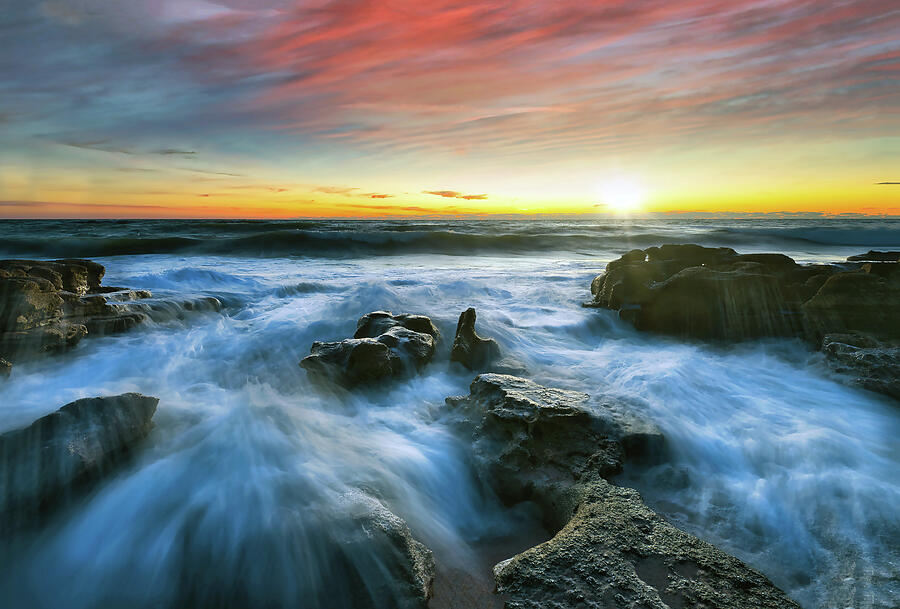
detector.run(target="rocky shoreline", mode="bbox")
[587,244,900,402]
[2,248,893,607]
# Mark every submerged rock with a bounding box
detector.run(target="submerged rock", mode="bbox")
[301,311,437,387]
[336,491,435,608]
[450,307,501,371]
[446,375,794,608]
[494,479,800,609]
[0,259,153,365]
[0,393,159,525]
[173,489,435,609]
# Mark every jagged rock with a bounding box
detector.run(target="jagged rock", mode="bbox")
[0,259,153,364]
[450,308,501,370]
[822,333,900,400]
[301,312,437,387]
[0,393,159,525]
[588,245,900,401]
[587,245,834,341]
[494,479,800,609]
[847,250,900,262]
[445,375,794,608]
[446,374,663,529]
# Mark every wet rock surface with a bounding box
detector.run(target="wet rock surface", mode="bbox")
[494,479,800,609]
[588,245,900,400]
[301,311,438,386]
[450,308,501,371]
[821,333,900,400]
[446,374,795,608]
[336,491,435,609]
[0,259,153,370]
[0,392,159,527]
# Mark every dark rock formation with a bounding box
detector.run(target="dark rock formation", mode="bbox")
[847,250,900,262]
[354,311,440,341]
[0,259,153,367]
[494,479,800,609]
[446,375,795,608]
[821,333,900,400]
[446,374,664,529]
[0,393,159,525]
[588,245,900,400]
[450,308,501,370]
[301,311,438,386]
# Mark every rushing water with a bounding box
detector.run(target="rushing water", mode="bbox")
[0,218,898,608]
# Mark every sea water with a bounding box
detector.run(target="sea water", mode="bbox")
[0,218,898,608]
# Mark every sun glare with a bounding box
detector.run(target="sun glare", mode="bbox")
[598,176,646,213]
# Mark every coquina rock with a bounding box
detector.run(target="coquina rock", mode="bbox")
[588,245,900,400]
[450,307,501,371]
[493,479,800,609]
[301,311,438,386]
[446,374,796,608]
[0,259,154,371]
[446,374,664,529]
[0,393,159,527]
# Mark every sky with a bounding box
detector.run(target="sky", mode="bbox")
[0,0,898,218]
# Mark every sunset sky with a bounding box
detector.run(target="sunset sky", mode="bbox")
[0,0,898,217]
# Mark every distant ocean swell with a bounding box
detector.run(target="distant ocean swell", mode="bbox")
[1,223,898,258]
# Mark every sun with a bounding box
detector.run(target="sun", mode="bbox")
[598,176,646,213]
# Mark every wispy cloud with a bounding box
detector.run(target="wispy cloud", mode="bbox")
[424,190,488,200]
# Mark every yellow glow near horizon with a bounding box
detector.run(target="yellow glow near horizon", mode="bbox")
[598,176,646,214]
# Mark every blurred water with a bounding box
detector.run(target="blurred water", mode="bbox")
[0,219,898,608]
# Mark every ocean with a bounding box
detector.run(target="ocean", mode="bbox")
[0,217,898,608]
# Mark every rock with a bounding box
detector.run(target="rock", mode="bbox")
[335,491,435,608]
[301,338,398,386]
[446,374,663,529]
[0,259,153,364]
[450,308,501,370]
[847,250,900,262]
[301,311,438,387]
[354,311,440,342]
[587,244,900,344]
[803,268,900,340]
[0,358,10,378]
[446,375,794,607]
[821,333,900,400]
[0,393,159,525]
[494,478,800,609]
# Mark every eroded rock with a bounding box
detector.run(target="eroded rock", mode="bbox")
[821,333,900,400]
[588,245,900,400]
[301,311,437,386]
[0,259,153,364]
[446,374,663,529]
[494,479,800,609]
[0,393,159,525]
[446,375,794,608]
[450,308,501,371]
